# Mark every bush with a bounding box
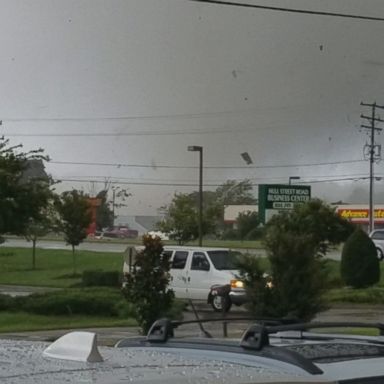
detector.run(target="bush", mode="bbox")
[82,270,121,287]
[265,232,328,320]
[0,294,16,311]
[341,228,380,288]
[237,254,276,317]
[13,288,132,317]
[122,235,174,333]
[327,287,384,303]
[251,199,355,321]
[220,229,239,240]
[244,227,263,240]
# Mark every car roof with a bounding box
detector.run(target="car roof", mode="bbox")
[163,245,229,252]
[0,336,336,384]
[2,318,384,383]
[125,245,231,253]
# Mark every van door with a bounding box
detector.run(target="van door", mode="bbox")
[169,250,189,299]
[187,251,212,300]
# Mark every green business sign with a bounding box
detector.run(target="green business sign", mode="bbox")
[258,184,311,223]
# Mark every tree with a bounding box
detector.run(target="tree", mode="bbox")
[24,202,56,270]
[207,179,257,235]
[122,235,174,333]
[157,193,199,244]
[95,186,131,229]
[238,199,355,321]
[237,211,261,241]
[110,186,131,224]
[95,190,114,230]
[215,179,257,205]
[55,190,92,275]
[341,228,380,288]
[158,180,256,243]
[157,193,218,244]
[0,138,53,242]
[265,198,355,257]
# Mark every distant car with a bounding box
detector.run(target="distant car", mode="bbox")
[369,229,384,260]
[147,231,169,240]
[102,226,138,239]
[3,318,384,383]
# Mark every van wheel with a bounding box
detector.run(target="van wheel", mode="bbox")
[377,248,384,261]
[211,296,232,312]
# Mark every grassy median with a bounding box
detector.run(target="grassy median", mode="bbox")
[1,246,384,333]
[0,246,185,332]
[0,247,124,287]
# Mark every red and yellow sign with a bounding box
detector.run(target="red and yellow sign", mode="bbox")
[337,208,384,223]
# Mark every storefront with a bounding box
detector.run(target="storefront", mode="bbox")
[336,205,384,231]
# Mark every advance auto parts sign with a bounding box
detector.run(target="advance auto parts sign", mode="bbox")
[258,184,311,223]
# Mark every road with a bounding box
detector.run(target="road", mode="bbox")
[1,238,129,253]
[1,238,343,260]
[1,303,383,346]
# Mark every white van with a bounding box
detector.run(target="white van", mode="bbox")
[123,246,247,311]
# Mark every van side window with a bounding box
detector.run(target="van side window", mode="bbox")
[191,252,210,271]
[162,250,173,259]
[171,251,188,269]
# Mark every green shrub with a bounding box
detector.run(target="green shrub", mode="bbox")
[328,287,384,303]
[122,235,174,333]
[244,227,263,240]
[82,270,121,287]
[13,288,132,317]
[323,259,345,288]
[221,229,239,240]
[341,228,380,288]
[0,294,15,311]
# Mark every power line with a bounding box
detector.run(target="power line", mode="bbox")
[58,178,218,187]
[0,107,275,123]
[189,0,384,21]
[57,175,374,187]
[304,176,373,184]
[49,159,365,170]
[58,172,383,185]
[1,128,248,137]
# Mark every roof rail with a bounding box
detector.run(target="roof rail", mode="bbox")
[268,321,384,337]
[147,318,174,342]
[240,324,269,350]
[147,316,300,342]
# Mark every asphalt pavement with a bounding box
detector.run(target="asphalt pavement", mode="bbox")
[1,238,343,260]
[1,303,384,346]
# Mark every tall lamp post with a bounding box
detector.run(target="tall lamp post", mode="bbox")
[188,146,203,246]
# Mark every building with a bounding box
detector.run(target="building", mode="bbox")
[335,204,384,231]
[224,205,258,228]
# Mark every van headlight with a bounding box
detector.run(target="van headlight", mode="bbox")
[230,279,244,289]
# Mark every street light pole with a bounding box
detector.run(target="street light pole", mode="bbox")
[188,146,203,246]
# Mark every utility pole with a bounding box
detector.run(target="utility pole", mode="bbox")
[188,146,203,246]
[361,102,384,233]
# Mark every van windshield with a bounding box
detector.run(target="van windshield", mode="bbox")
[207,250,241,270]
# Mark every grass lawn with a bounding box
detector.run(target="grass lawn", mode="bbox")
[2,244,384,334]
[0,247,125,287]
[0,247,181,333]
